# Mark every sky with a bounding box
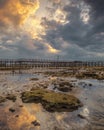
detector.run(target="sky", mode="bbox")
[0,0,104,60]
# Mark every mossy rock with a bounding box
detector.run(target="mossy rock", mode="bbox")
[57,86,72,92]
[30,78,39,81]
[76,72,103,80]
[9,108,15,113]
[52,80,74,92]
[0,96,6,103]
[58,81,74,92]
[6,94,16,102]
[21,88,82,112]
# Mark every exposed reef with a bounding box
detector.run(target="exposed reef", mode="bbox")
[21,88,82,112]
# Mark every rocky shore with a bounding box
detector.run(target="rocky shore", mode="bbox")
[43,67,104,80]
[0,68,104,130]
[0,75,82,113]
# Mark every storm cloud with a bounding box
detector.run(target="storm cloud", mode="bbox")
[39,0,104,60]
[0,0,104,60]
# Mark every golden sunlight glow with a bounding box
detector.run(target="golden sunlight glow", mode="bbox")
[0,0,67,41]
[23,17,46,39]
[0,0,39,26]
[54,9,68,24]
[56,114,66,121]
[7,106,38,130]
[46,43,60,54]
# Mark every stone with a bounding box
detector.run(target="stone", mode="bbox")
[9,108,15,113]
[31,120,40,126]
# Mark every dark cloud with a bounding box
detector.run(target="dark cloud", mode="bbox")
[43,3,89,47]
[83,0,104,38]
[40,0,104,60]
[84,0,104,17]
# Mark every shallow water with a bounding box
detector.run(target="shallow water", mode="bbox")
[0,73,43,83]
[0,74,104,130]
[0,73,45,95]
[76,79,104,130]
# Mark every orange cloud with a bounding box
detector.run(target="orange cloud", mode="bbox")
[0,0,39,26]
[46,43,61,54]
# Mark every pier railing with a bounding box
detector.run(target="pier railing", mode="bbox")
[0,59,104,71]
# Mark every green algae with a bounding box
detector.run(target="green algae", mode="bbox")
[21,88,82,112]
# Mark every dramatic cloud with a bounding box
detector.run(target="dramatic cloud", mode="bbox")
[39,0,104,60]
[0,0,104,60]
[0,0,39,27]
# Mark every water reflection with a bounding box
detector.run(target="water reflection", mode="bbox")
[0,75,104,130]
[81,107,90,118]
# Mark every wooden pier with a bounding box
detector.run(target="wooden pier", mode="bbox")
[0,59,104,73]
